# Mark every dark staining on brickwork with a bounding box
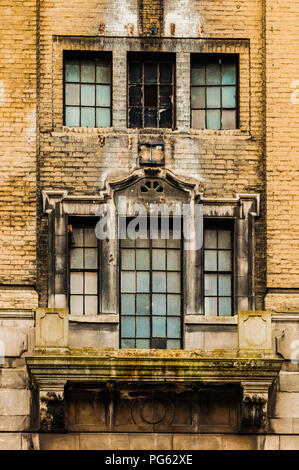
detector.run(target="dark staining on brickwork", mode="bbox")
[139,0,164,37]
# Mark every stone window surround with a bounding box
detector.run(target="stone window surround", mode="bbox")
[51,36,251,135]
[42,173,259,331]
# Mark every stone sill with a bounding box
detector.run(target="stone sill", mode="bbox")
[185,315,238,325]
[69,314,118,324]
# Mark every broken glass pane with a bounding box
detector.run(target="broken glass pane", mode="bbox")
[96,85,110,107]
[129,63,142,83]
[129,108,142,128]
[191,66,205,85]
[207,87,220,108]
[160,63,172,83]
[129,86,142,107]
[144,85,157,107]
[65,106,80,126]
[191,87,205,108]
[65,61,80,82]
[144,63,157,83]
[159,109,172,128]
[144,109,157,128]
[65,84,80,105]
[159,86,172,107]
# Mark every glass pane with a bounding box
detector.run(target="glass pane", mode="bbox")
[121,294,135,315]
[81,85,95,106]
[204,229,217,248]
[167,250,180,270]
[152,294,166,315]
[85,248,98,269]
[222,63,236,85]
[152,317,166,337]
[167,294,180,315]
[96,85,110,107]
[144,109,157,128]
[96,108,111,127]
[191,87,205,108]
[144,85,157,107]
[70,272,83,294]
[218,230,231,249]
[160,63,172,83]
[136,249,150,270]
[159,86,172,107]
[65,84,80,105]
[207,87,220,108]
[159,109,172,128]
[85,296,98,315]
[65,62,79,82]
[204,250,217,271]
[205,297,217,316]
[85,227,97,247]
[222,86,236,108]
[129,63,142,83]
[219,297,232,316]
[192,110,205,129]
[136,339,150,348]
[152,249,166,270]
[70,248,83,269]
[121,271,135,292]
[152,272,166,292]
[122,339,135,348]
[129,86,142,107]
[167,339,181,349]
[218,250,232,271]
[70,295,83,315]
[206,63,220,85]
[136,272,150,293]
[136,294,150,315]
[129,108,142,128]
[204,274,217,296]
[96,64,111,83]
[121,317,135,338]
[167,272,180,293]
[121,249,135,270]
[65,106,80,126]
[81,107,95,127]
[222,110,236,129]
[167,317,181,338]
[144,63,157,83]
[81,62,95,82]
[218,274,231,296]
[206,110,220,129]
[136,317,150,338]
[85,272,98,295]
[191,66,205,85]
[73,228,83,246]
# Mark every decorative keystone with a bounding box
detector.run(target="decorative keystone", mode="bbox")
[35,308,69,350]
[238,310,272,352]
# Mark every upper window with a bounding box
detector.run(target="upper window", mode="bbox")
[64,52,112,127]
[128,53,175,129]
[191,54,238,130]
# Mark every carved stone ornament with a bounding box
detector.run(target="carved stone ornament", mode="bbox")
[40,390,65,432]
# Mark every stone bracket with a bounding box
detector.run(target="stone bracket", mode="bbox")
[240,381,269,431]
[40,389,66,433]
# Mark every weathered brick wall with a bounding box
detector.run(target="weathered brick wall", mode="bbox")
[0,1,37,306]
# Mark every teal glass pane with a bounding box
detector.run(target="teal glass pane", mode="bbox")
[136,339,150,348]
[205,297,217,316]
[121,339,135,348]
[121,271,135,293]
[191,87,205,108]
[167,272,180,293]
[222,86,236,108]
[222,110,236,129]
[218,230,231,249]
[218,250,232,271]
[206,110,220,129]
[192,110,205,129]
[136,317,150,338]
[152,294,166,315]
[167,250,180,271]
[152,272,166,292]
[70,272,83,294]
[152,317,166,337]
[167,294,180,315]
[81,85,95,106]
[81,107,95,127]
[85,296,98,315]
[191,66,205,85]
[218,274,231,296]
[85,272,98,295]
[70,295,83,315]
[136,249,150,270]
[121,317,135,338]
[96,108,111,127]
[96,85,110,107]
[204,274,217,296]
[167,317,181,338]
[121,249,135,270]
[207,87,221,108]
[121,294,135,315]
[152,249,166,270]
[70,248,83,269]
[136,272,150,293]
[206,63,220,85]
[65,84,80,105]
[85,248,98,269]
[167,339,181,349]
[65,106,80,126]
[81,62,95,82]
[219,297,232,316]
[222,63,236,85]
[204,250,217,271]
[96,64,111,83]
[65,62,80,82]
[136,294,150,315]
